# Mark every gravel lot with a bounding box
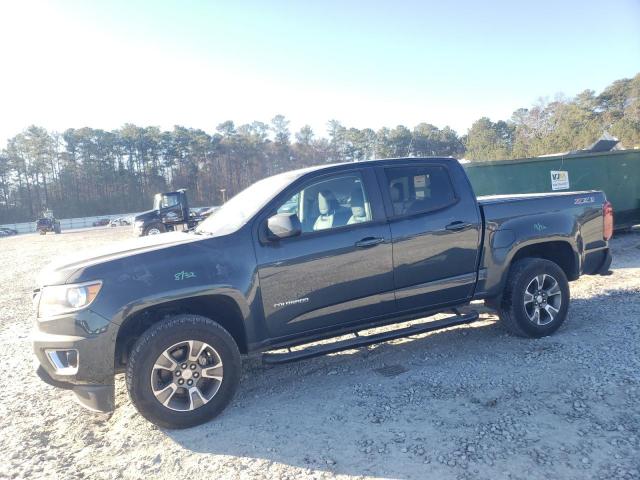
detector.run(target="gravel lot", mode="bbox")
[1,227,639,480]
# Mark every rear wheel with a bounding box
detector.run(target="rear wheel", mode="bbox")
[126,314,241,429]
[498,258,569,338]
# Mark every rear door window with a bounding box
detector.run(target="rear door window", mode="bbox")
[385,165,456,216]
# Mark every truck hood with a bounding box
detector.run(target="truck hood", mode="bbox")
[133,209,158,222]
[38,231,204,286]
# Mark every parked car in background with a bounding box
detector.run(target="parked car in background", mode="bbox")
[198,206,219,219]
[0,227,18,236]
[277,196,299,213]
[93,218,111,227]
[110,218,131,227]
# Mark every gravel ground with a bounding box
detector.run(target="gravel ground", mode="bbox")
[1,227,639,480]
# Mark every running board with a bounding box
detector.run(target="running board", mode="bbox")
[262,311,480,365]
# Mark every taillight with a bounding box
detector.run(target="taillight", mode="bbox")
[603,201,614,241]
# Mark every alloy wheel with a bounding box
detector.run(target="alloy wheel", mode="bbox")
[150,340,224,411]
[523,273,562,326]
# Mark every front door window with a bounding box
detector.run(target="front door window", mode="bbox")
[276,173,372,233]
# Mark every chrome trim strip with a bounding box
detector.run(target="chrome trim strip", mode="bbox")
[45,349,79,376]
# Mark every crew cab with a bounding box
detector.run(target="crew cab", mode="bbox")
[33,157,613,428]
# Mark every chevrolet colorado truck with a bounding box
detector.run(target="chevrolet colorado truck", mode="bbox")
[33,157,613,428]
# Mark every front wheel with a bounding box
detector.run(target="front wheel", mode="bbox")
[143,223,166,236]
[126,314,241,428]
[498,258,570,338]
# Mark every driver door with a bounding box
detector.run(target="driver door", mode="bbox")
[159,193,184,225]
[254,169,395,340]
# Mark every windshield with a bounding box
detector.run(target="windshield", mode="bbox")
[153,193,180,210]
[196,171,302,235]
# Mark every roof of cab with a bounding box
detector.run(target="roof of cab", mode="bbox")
[287,156,460,176]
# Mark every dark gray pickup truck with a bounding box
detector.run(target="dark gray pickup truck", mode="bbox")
[33,157,613,428]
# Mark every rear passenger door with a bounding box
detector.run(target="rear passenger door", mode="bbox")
[378,161,481,312]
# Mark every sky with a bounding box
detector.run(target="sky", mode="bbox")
[0,0,638,145]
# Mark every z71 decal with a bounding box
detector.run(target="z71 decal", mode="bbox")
[574,196,595,205]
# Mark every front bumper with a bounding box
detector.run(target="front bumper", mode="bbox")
[36,364,114,412]
[133,222,144,236]
[32,309,118,413]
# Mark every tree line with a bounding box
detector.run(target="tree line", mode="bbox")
[0,73,637,224]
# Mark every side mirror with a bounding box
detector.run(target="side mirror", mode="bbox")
[267,213,301,240]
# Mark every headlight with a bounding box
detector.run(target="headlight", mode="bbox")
[38,281,103,318]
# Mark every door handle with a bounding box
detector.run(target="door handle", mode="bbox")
[355,237,384,248]
[445,221,471,231]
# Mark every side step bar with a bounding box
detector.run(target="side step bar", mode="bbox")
[262,311,480,365]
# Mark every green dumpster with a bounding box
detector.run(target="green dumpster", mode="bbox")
[464,150,640,230]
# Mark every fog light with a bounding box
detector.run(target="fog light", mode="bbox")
[45,349,79,375]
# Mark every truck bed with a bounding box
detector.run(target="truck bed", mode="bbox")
[473,189,609,299]
[478,190,606,222]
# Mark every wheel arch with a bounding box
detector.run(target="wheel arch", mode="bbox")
[114,293,249,370]
[481,238,578,307]
[509,240,578,281]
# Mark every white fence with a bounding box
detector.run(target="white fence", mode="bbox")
[1,206,216,235]
[1,213,139,235]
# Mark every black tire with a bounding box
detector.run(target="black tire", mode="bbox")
[498,258,570,338]
[143,223,166,236]
[126,314,241,429]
